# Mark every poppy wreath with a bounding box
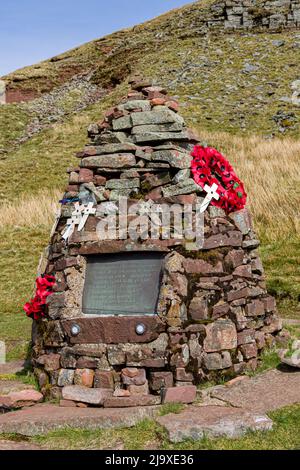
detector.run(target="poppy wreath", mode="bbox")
[191,145,247,213]
[23,275,56,320]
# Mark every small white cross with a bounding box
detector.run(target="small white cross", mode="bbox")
[199,183,220,213]
[62,202,96,241]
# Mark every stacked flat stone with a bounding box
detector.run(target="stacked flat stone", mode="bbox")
[32,80,285,407]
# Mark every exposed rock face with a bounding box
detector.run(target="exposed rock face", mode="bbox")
[32,80,282,406]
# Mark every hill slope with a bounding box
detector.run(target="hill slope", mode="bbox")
[0,0,299,359]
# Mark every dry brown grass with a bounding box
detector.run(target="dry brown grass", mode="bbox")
[0,190,60,229]
[197,130,300,241]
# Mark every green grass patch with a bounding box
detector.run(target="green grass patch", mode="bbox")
[159,403,185,416]
[0,225,50,359]
[0,370,37,388]
[247,348,281,377]
[0,104,31,151]
[260,238,300,319]
[5,404,298,450]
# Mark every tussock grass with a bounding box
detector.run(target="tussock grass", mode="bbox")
[197,131,300,242]
[0,190,60,228]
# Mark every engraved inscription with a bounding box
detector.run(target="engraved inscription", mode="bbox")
[82,252,164,315]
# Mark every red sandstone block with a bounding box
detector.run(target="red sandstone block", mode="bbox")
[121,368,146,386]
[233,265,253,279]
[240,343,258,359]
[149,372,174,391]
[237,329,256,346]
[66,184,79,192]
[164,386,196,404]
[74,369,94,388]
[103,395,161,408]
[212,302,230,319]
[55,257,78,271]
[93,175,107,186]
[245,300,265,317]
[262,296,276,312]
[227,287,250,302]
[37,353,60,372]
[94,370,114,389]
[76,357,99,369]
[79,168,94,183]
[151,98,167,106]
[59,399,76,408]
[183,259,223,275]
[128,382,149,395]
[165,100,179,112]
[175,368,194,382]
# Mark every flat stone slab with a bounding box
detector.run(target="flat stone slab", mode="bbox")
[0,361,26,375]
[0,403,159,436]
[0,440,43,450]
[0,380,35,395]
[210,369,300,413]
[157,406,273,443]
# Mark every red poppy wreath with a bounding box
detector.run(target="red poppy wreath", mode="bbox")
[191,145,247,214]
[23,275,55,320]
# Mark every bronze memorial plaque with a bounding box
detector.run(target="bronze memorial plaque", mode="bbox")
[82,252,164,315]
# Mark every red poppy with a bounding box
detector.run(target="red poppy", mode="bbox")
[191,146,247,214]
[23,275,56,320]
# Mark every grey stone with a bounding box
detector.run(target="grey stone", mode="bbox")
[229,209,252,235]
[242,239,260,249]
[57,369,74,387]
[81,154,136,169]
[131,109,184,127]
[132,123,183,134]
[204,320,237,352]
[132,131,190,144]
[119,100,151,111]
[112,115,132,130]
[203,351,232,371]
[243,63,258,73]
[62,385,112,405]
[106,178,140,190]
[157,406,273,443]
[85,143,137,155]
[173,169,191,183]
[96,201,119,216]
[109,189,135,201]
[81,183,106,202]
[281,350,300,368]
[162,179,200,197]
[152,150,192,169]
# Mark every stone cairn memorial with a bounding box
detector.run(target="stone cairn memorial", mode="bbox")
[32,79,283,408]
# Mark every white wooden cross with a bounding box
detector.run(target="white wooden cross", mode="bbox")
[62,202,96,241]
[199,183,220,213]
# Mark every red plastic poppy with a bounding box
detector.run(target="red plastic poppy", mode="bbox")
[23,275,55,320]
[191,145,247,213]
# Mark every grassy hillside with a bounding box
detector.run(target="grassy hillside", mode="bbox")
[0,0,299,359]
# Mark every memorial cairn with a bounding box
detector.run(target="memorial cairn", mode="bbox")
[29,79,284,408]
